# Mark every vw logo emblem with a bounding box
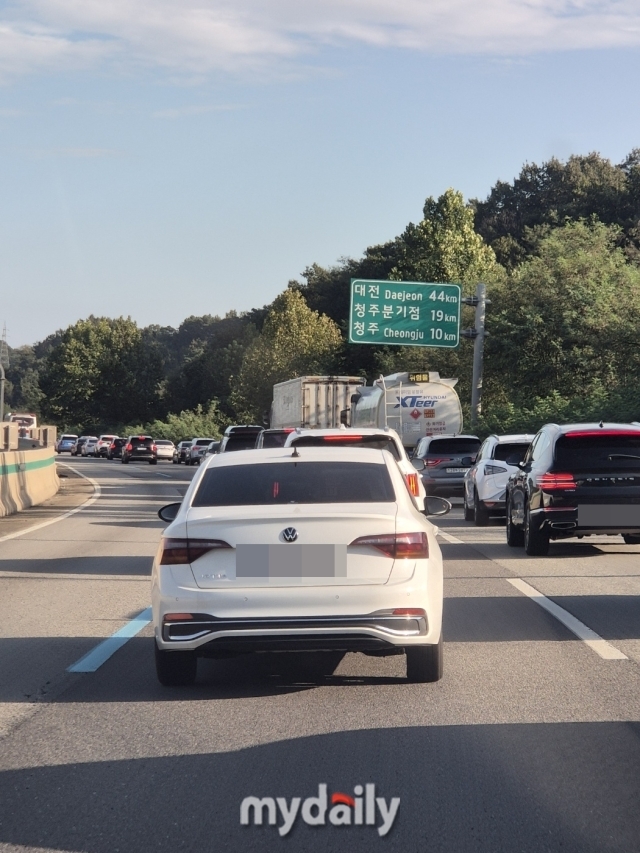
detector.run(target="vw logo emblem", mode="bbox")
[282,527,298,543]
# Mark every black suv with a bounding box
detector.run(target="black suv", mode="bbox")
[107,438,127,460]
[412,434,481,497]
[219,425,264,452]
[506,423,640,556]
[122,435,157,465]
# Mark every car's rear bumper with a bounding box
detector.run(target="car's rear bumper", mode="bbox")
[529,505,640,538]
[422,475,465,497]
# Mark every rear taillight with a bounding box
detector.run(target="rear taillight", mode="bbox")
[426,458,452,467]
[536,472,576,491]
[126,443,132,451]
[485,463,507,475]
[405,473,420,496]
[159,538,232,564]
[152,444,157,452]
[350,532,428,559]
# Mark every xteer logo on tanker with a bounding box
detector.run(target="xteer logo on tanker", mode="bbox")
[240,783,400,837]
[393,395,447,408]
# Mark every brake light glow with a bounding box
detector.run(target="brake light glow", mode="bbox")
[125,443,132,451]
[159,538,232,564]
[426,458,452,467]
[321,435,365,441]
[564,430,640,438]
[536,472,576,491]
[349,532,428,559]
[405,473,420,496]
[392,608,427,617]
[152,444,157,452]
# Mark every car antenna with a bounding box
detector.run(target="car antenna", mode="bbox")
[599,420,604,428]
[292,446,300,457]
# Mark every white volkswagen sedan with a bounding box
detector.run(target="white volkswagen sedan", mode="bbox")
[153,446,445,686]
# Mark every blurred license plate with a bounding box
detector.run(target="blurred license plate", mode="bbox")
[446,467,469,473]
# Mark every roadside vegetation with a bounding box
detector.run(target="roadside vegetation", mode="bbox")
[5,149,640,437]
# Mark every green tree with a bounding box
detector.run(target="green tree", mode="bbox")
[231,289,343,421]
[127,401,225,444]
[486,220,640,406]
[40,316,164,429]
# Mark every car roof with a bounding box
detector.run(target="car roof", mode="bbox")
[287,427,402,441]
[201,446,390,468]
[488,433,536,442]
[422,433,480,440]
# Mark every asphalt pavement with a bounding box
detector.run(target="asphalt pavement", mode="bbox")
[0,456,639,852]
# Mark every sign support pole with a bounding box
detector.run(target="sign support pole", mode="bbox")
[470,282,486,429]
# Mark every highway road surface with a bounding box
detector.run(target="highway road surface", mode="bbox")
[1,456,639,852]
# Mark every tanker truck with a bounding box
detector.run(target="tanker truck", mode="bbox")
[350,372,462,451]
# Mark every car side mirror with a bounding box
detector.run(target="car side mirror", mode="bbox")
[158,502,181,522]
[423,496,452,517]
[411,457,426,471]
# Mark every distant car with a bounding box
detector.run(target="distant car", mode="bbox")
[284,427,427,511]
[122,435,157,465]
[506,422,640,555]
[256,428,295,448]
[463,433,535,525]
[154,439,175,461]
[172,441,192,464]
[81,437,99,457]
[96,434,118,458]
[204,440,221,456]
[186,438,217,466]
[219,425,264,452]
[412,434,482,497]
[71,436,91,456]
[107,438,127,460]
[56,434,78,454]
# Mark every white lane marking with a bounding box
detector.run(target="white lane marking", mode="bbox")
[507,578,628,660]
[0,464,101,544]
[67,607,152,672]
[437,527,628,661]
[437,530,464,544]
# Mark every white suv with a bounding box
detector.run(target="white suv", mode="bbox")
[463,433,534,525]
[284,427,427,511]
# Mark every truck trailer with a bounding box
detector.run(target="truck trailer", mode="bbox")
[270,376,364,430]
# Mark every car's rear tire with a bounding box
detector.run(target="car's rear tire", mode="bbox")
[122,457,129,464]
[474,490,490,526]
[406,636,443,683]
[524,506,549,556]
[463,491,474,521]
[155,644,197,686]
[150,460,157,465]
[506,497,524,547]
[623,534,640,545]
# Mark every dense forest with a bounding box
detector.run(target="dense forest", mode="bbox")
[5,150,640,440]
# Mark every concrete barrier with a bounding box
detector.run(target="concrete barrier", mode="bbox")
[0,447,60,518]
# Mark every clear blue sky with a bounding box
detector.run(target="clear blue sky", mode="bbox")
[2,1,640,346]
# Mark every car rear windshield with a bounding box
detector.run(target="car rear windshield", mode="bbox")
[130,437,152,447]
[554,433,640,470]
[193,462,395,506]
[61,435,76,441]
[155,440,172,445]
[424,438,481,455]
[493,442,531,463]
[114,439,126,446]
[261,431,293,448]
[291,434,401,460]
[224,435,261,452]
[195,439,215,446]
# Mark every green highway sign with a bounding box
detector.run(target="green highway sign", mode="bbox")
[348,279,461,348]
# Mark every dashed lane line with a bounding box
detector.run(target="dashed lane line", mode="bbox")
[437,529,628,661]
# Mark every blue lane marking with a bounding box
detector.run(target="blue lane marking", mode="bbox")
[67,607,152,673]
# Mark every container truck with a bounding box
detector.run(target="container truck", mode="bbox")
[350,372,462,450]
[270,376,364,429]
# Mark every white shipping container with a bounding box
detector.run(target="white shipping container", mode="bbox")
[271,376,364,429]
[351,372,462,449]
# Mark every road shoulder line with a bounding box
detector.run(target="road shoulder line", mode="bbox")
[67,607,152,672]
[0,463,101,543]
